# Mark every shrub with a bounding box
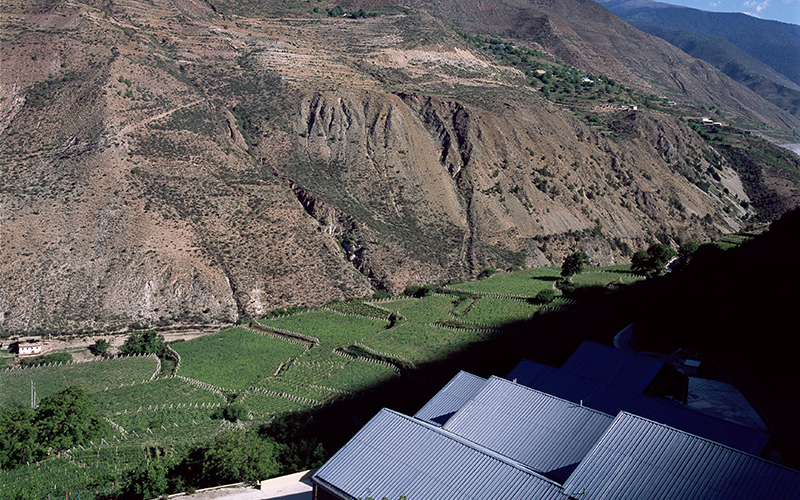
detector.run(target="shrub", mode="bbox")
[89,339,110,356]
[119,330,165,356]
[478,268,497,279]
[221,403,249,423]
[534,289,556,303]
[403,285,435,298]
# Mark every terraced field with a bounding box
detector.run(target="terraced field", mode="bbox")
[361,322,492,365]
[375,295,459,323]
[0,355,159,408]
[171,327,308,391]
[458,297,540,325]
[445,267,562,296]
[257,310,389,347]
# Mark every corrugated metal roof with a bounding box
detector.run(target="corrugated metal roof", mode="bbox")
[442,376,613,482]
[563,412,800,500]
[413,371,487,426]
[561,340,666,393]
[312,408,567,500]
[507,359,769,455]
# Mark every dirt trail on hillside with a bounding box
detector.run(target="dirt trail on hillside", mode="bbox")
[116,98,207,138]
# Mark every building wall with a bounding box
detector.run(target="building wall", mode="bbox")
[313,483,348,500]
[19,345,42,355]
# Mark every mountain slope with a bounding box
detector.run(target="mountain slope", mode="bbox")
[597,0,800,118]
[382,0,800,135]
[1,0,799,335]
[638,25,800,119]
[598,0,800,85]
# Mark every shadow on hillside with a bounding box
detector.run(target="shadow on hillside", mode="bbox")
[300,283,638,453]
[302,210,800,467]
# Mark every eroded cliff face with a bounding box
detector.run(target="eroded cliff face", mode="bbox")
[280,88,747,293]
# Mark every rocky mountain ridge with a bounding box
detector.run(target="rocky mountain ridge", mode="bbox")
[597,0,800,120]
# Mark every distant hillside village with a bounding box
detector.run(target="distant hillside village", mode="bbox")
[310,341,800,500]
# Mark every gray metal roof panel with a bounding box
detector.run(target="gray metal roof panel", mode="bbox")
[561,340,666,392]
[507,359,770,455]
[413,370,487,426]
[441,376,613,482]
[313,408,567,500]
[563,412,800,500]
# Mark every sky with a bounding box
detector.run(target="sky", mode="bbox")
[659,0,800,25]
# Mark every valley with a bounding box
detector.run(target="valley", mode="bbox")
[2,0,800,496]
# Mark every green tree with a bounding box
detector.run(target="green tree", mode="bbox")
[119,330,165,356]
[631,249,650,275]
[631,243,677,276]
[199,431,279,485]
[674,239,699,271]
[122,458,170,500]
[89,338,110,356]
[0,407,37,469]
[403,285,435,298]
[258,413,328,475]
[34,385,107,452]
[561,251,590,280]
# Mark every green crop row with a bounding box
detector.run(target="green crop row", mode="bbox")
[0,356,159,409]
[261,359,345,387]
[446,267,562,296]
[361,322,491,365]
[238,391,313,417]
[458,297,540,325]
[0,455,125,500]
[258,310,388,348]
[379,295,458,324]
[324,301,389,319]
[95,377,226,412]
[109,408,223,444]
[571,268,644,287]
[322,361,398,392]
[171,327,307,390]
[255,378,334,402]
[253,357,397,397]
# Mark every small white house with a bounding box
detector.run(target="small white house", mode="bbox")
[17,337,42,356]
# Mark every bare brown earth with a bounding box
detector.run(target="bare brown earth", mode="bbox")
[0,0,798,335]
